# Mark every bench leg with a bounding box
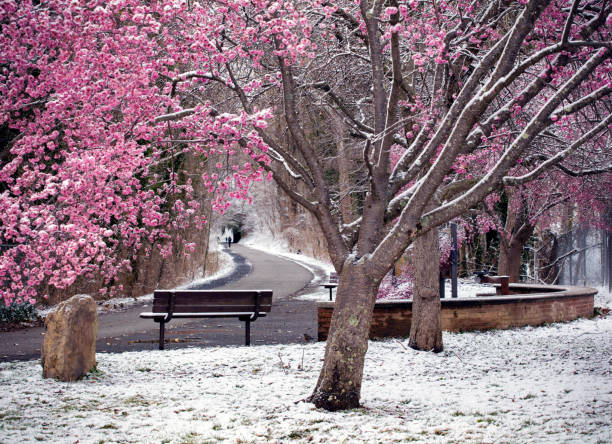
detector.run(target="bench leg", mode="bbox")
[159,321,165,350]
[329,287,333,301]
[245,319,250,346]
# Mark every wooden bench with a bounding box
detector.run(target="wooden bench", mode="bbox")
[140,290,273,349]
[322,272,338,301]
[475,271,511,295]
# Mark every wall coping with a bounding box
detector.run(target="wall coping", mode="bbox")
[316,284,598,309]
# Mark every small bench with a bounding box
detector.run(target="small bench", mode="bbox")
[475,271,510,295]
[322,272,338,301]
[140,289,273,349]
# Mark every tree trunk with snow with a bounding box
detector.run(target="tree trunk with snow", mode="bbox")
[308,261,380,410]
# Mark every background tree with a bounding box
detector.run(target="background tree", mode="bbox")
[496,173,610,282]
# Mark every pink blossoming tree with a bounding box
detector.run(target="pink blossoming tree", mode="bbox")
[0,0,270,304]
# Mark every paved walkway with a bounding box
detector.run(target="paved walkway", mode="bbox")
[0,245,327,362]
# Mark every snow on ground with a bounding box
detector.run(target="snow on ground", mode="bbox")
[4,236,611,443]
[1,312,611,444]
[298,278,500,303]
[297,276,612,305]
[296,288,332,301]
[595,286,612,309]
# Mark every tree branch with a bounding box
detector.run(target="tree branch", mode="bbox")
[503,112,612,185]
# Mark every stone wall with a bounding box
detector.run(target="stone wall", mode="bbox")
[317,284,596,341]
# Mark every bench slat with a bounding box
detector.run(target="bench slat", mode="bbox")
[155,290,273,297]
[152,298,273,308]
[153,290,272,306]
[140,311,267,318]
[151,304,272,313]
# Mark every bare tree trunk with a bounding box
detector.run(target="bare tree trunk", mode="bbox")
[498,219,535,283]
[539,230,559,284]
[498,240,523,282]
[409,226,443,352]
[308,262,379,410]
[497,188,535,282]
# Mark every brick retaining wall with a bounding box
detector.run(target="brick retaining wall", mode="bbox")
[317,284,596,341]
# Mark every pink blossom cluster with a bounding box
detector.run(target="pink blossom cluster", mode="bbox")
[0,0,285,304]
[376,265,415,301]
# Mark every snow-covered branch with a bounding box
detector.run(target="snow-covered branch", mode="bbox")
[503,112,612,186]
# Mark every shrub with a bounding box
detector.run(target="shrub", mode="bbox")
[0,301,39,324]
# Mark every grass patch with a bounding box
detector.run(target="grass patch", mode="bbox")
[84,364,104,379]
[123,395,153,407]
[284,429,312,440]
[60,399,101,413]
[521,419,537,428]
[178,432,200,444]
[0,410,22,421]
[3,416,23,421]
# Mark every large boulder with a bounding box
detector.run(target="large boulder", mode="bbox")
[41,294,98,381]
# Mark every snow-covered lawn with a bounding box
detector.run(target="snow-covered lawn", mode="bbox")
[8,234,612,443]
[1,310,611,443]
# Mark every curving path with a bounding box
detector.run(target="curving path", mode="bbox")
[0,244,326,362]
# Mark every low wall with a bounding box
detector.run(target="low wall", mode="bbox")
[317,284,596,341]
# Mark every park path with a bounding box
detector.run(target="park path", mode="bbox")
[0,244,325,362]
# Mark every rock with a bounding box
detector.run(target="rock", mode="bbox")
[41,294,98,381]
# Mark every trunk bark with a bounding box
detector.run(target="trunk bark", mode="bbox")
[498,219,535,283]
[498,188,534,283]
[498,240,523,282]
[409,226,443,352]
[308,261,379,410]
